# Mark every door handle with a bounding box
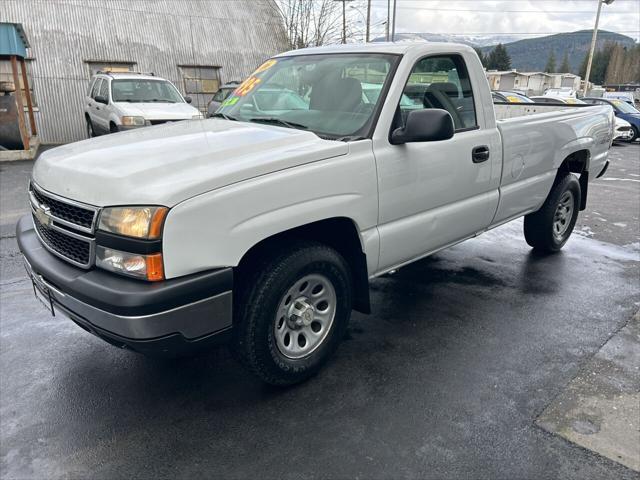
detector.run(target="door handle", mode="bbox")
[472,145,490,163]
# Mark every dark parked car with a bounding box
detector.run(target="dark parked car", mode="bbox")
[206,81,240,117]
[583,97,640,142]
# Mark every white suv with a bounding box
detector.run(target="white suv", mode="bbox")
[84,72,203,137]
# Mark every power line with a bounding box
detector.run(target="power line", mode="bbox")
[397,30,640,35]
[391,7,635,13]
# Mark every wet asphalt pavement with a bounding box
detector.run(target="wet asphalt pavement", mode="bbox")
[1,144,639,479]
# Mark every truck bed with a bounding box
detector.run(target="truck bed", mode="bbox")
[494,102,602,121]
[491,103,613,225]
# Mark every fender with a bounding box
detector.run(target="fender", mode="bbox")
[162,142,379,279]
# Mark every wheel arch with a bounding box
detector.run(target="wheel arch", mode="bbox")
[236,217,371,314]
[556,149,589,210]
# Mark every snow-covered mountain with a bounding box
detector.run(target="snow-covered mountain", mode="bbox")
[371,32,523,46]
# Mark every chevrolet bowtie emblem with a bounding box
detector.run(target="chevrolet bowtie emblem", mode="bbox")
[34,203,52,227]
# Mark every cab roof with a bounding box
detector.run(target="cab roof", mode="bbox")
[276,41,475,57]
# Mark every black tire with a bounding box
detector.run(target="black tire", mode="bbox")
[232,242,353,386]
[524,173,581,253]
[86,117,95,138]
[109,123,118,134]
[627,127,638,143]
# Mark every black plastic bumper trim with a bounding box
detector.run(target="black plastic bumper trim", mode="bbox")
[96,230,163,255]
[17,215,233,317]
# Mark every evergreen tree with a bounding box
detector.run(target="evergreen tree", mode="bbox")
[579,51,590,78]
[559,51,571,73]
[605,44,625,84]
[591,41,616,84]
[473,47,486,67]
[579,41,616,85]
[486,44,511,70]
[544,50,556,73]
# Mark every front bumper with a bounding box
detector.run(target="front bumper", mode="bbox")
[17,215,233,355]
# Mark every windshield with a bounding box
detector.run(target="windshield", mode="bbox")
[111,79,184,103]
[611,99,639,114]
[216,53,399,139]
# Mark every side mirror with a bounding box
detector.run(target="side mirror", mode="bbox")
[391,109,455,145]
[184,96,192,104]
[94,95,108,104]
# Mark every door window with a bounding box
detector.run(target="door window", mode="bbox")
[98,79,109,100]
[91,79,102,99]
[398,55,478,131]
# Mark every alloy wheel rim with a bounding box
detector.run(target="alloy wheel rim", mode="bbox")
[274,273,337,359]
[553,190,574,240]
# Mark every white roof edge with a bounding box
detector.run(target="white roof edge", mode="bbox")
[275,41,476,57]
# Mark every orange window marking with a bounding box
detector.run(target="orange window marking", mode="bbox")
[234,76,261,96]
[253,59,277,75]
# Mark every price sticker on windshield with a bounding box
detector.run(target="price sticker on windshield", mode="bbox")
[234,76,261,96]
[253,59,277,75]
[222,96,239,107]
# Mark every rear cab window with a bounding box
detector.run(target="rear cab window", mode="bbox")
[397,54,478,133]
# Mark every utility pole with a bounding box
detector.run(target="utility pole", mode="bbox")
[391,0,397,42]
[335,0,354,44]
[366,0,371,43]
[583,0,616,96]
[386,0,390,41]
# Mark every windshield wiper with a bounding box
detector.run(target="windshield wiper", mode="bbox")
[211,112,239,121]
[248,117,308,130]
[334,135,366,142]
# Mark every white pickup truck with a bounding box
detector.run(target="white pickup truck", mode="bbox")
[18,43,614,385]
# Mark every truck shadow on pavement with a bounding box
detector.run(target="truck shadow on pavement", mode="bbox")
[12,222,636,479]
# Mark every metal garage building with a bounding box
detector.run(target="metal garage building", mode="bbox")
[0,0,288,144]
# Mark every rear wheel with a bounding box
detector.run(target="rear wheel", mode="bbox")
[232,242,352,386]
[524,173,581,253]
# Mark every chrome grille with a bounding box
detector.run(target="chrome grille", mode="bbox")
[33,214,92,266]
[29,181,98,268]
[149,119,178,125]
[29,182,97,232]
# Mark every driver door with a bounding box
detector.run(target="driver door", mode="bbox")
[374,54,501,272]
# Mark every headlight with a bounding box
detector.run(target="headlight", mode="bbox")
[96,246,164,281]
[98,206,168,239]
[192,114,204,119]
[121,116,145,126]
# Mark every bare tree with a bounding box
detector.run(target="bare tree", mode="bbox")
[270,0,345,49]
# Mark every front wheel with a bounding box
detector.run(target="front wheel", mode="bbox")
[524,173,581,253]
[627,127,638,143]
[232,242,352,386]
[86,118,95,138]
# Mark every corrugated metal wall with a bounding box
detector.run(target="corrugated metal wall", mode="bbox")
[1,0,289,143]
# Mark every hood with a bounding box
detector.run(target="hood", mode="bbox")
[615,117,631,127]
[113,102,201,119]
[33,120,348,207]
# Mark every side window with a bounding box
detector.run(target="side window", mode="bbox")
[86,78,96,97]
[399,54,478,131]
[99,79,109,100]
[212,88,228,102]
[91,78,102,99]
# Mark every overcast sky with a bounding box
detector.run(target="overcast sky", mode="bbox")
[360,0,640,42]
